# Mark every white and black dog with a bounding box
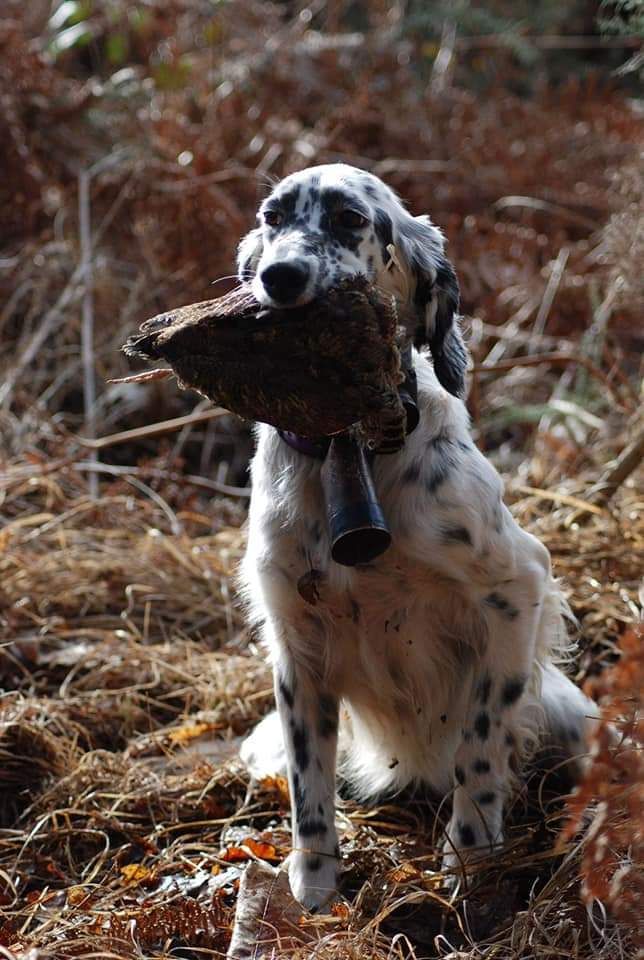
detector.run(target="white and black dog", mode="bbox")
[237,164,597,912]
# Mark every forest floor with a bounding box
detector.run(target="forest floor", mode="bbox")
[1,4,642,956]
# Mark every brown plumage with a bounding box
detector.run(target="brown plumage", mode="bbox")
[122,277,407,445]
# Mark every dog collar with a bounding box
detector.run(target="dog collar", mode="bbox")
[278,430,331,460]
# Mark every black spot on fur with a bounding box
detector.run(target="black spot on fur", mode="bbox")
[476,673,492,705]
[275,186,300,217]
[278,677,294,711]
[318,802,324,816]
[307,856,322,871]
[568,726,581,743]
[472,758,491,774]
[320,186,356,209]
[440,713,447,723]
[318,694,338,738]
[388,757,399,769]
[302,235,326,257]
[292,772,306,822]
[458,821,476,847]
[429,258,466,398]
[317,187,370,253]
[424,457,452,494]
[402,460,422,485]
[501,676,526,707]
[484,592,519,621]
[298,817,327,837]
[474,711,490,740]
[442,525,472,546]
[424,432,463,494]
[505,731,516,749]
[429,431,452,450]
[477,791,496,805]
[413,273,433,321]
[455,765,466,786]
[292,724,309,771]
[373,208,393,260]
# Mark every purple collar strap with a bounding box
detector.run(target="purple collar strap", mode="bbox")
[278,430,331,460]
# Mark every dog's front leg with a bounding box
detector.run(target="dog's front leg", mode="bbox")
[273,641,340,912]
[442,531,551,878]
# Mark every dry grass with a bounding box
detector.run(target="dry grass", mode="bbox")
[1,2,643,957]
[1,426,642,958]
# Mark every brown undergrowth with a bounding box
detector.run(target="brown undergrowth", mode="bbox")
[561,625,643,949]
[0,433,642,958]
[1,1,643,957]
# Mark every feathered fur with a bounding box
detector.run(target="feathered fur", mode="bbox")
[237,164,598,912]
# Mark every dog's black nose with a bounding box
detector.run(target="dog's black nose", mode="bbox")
[260,260,309,303]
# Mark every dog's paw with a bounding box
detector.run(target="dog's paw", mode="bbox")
[440,819,502,888]
[287,850,339,914]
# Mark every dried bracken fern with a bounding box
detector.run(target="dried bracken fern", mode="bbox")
[560,626,644,952]
[91,895,232,954]
[0,3,641,462]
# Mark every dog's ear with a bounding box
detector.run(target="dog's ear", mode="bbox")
[237,227,264,282]
[395,213,468,399]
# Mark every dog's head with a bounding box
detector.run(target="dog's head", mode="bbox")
[237,163,467,397]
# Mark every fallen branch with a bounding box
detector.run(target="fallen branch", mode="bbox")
[586,422,644,507]
[495,196,600,231]
[564,422,644,526]
[75,407,230,451]
[74,460,251,499]
[509,484,606,516]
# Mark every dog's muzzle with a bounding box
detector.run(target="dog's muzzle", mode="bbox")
[260,259,309,304]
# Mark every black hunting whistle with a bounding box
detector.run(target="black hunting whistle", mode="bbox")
[320,345,419,567]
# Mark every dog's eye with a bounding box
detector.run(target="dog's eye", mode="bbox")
[263,210,283,227]
[337,209,368,229]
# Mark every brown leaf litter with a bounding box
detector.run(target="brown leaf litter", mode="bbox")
[0,438,642,959]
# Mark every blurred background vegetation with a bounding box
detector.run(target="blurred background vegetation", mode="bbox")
[1,4,642,957]
[1,0,642,492]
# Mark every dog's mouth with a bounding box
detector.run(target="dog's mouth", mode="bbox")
[253,285,315,310]
[253,268,372,311]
